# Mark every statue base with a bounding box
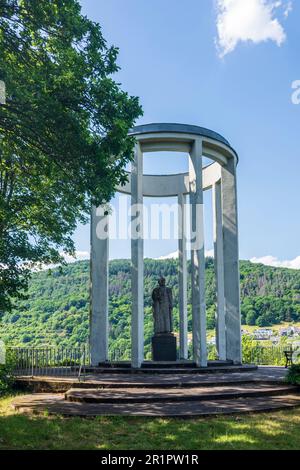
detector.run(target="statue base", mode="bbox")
[152,333,177,362]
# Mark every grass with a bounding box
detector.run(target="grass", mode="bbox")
[1,395,300,450]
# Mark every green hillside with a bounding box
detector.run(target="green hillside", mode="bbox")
[1,258,300,357]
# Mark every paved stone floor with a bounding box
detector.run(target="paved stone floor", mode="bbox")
[16,366,288,389]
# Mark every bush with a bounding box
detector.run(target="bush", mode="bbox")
[0,349,16,395]
[241,335,259,363]
[0,364,14,396]
[286,365,300,385]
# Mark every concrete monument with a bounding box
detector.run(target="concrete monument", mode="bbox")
[90,123,242,368]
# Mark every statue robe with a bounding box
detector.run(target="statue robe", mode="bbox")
[152,285,173,334]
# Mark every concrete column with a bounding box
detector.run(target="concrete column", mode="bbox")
[212,182,226,361]
[221,158,242,364]
[0,80,6,105]
[189,138,207,367]
[90,205,109,366]
[178,193,188,360]
[131,142,144,368]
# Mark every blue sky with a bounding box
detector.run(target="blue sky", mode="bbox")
[72,0,300,268]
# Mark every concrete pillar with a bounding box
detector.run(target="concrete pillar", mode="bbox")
[90,205,109,366]
[221,158,242,364]
[212,182,226,361]
[131,142,144,368]
[0,80,6,105]
[178,193,188,360]
[189,138,207,367]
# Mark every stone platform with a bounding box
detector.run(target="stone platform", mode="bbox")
[87,361,256,375]
[65,383,295,404]
[12,367,300,417]
[152,334,177,361]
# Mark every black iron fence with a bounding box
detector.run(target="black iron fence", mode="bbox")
[7,346,90,378]
[109,347,130,362]
[248,345,300,366]
[189,343,300,366]
[5,344,300,377]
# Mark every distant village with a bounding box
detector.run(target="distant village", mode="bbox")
[248,326,300,342]
[207,325,300,347]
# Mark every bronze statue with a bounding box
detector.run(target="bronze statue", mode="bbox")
[152,277,173,334]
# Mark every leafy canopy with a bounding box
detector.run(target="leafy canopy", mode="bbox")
[0,0,142,310]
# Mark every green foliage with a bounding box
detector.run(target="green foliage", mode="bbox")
[0,366,11,395]
[0,352,15,395]
[286,365,300,385]
[242,335,293,366]
[0,0,142,311]
[240,261,300,325]
[0,259,300,354]
[241,335,260,364]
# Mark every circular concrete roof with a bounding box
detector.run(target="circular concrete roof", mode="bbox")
[129,123,231,147]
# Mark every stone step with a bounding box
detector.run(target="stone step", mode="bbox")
[12,393,300,417]
[65,384,297,404]
[14,376,284,393]
[72,379,283,390]
[14,367,287,394]
[95,360,234,369]
[15,377,286,393]
[98,361,201,369]
[140,360,234,368]
[85,365,257,375]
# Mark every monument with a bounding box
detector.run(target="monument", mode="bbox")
[90,123,242,369]
[151,277,177,361]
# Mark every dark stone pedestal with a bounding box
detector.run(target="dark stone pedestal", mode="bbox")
[152,334,177,362]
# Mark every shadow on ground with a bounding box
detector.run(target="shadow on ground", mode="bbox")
[0,397,300,450]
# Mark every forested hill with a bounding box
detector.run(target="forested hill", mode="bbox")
[0,259,300,350]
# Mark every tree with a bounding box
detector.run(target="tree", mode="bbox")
[0,0,142,310]
[245,309,257,326]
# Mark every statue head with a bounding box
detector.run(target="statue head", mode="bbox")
[158,277,166,287]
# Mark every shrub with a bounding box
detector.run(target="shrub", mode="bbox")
[242,335,259,364]
[0,349,16,395]
[0,363,14,396]
[286,364,300,385]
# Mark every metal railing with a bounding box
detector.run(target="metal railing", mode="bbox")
[187,343,299,366]
[7,346,90,378]
[6,344,300,375]
[108,346,131,362]
[78,348,88,382]
[249,345,300,366]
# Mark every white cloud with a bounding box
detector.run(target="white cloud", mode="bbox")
[157,251,179,260]
[216,0,291,57]
[157,249,214,260]
[250,255,300,270]
[158,251,300,270]
[206,249,215,258]
[61,251,90,263]
[34,251,90,271]
[284,1,293,17]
